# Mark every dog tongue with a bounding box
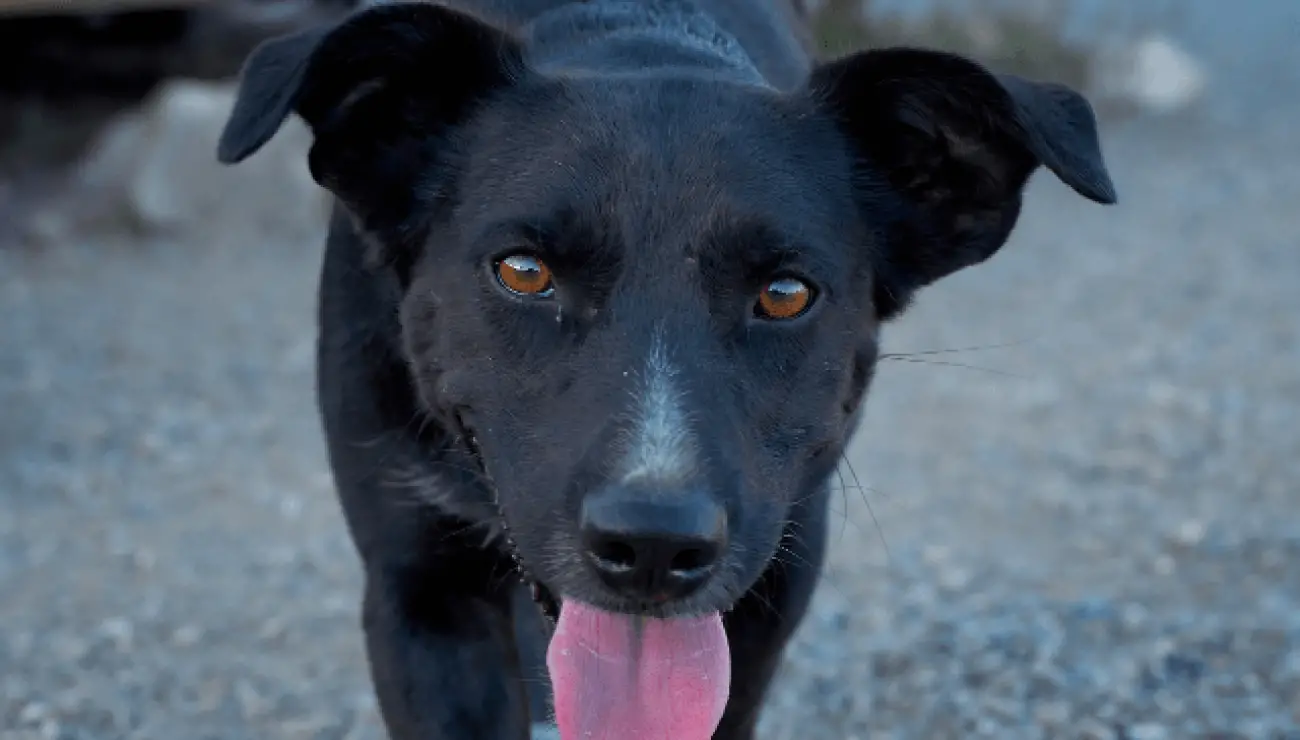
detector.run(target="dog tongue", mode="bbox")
[546,602,730,740]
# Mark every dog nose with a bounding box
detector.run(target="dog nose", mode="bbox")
[579,489,728,603]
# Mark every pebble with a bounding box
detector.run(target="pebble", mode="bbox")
[1151,555,1177,576]
[19,701,49,724]
[1171,519,1209,548]
[1128,723,1170,740]
[1120,603,1149,632]
[98,618,135,652]
[258,617,288,642]
[1034,700,1071,726]
[1074,719,1115,740]
[170,624,204,648]
[235,680,272,720]
[50,635,90,663]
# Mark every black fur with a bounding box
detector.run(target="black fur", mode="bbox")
[216,1,1114,737]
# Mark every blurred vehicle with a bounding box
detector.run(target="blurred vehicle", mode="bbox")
[0,0,356,97]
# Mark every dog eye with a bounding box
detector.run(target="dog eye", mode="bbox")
[755,277,814,320]
[495,254,555,297]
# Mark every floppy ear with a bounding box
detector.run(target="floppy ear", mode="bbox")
[808,48,1116,320]
[217,3,524,255]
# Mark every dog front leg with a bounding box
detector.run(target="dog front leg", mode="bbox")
[362,574,533,740]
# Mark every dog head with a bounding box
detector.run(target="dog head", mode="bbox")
[218,2,1114,619]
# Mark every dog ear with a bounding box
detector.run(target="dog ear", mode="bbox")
[808,48,1116,320]
[217,3,524,250]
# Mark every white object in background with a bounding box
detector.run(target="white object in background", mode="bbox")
[1093,34,1208,115]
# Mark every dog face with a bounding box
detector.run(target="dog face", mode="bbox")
[218,3,1113,618]
[397,76,878,616]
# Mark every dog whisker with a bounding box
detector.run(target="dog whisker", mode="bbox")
[878,335,1040,359]
[877,336,1044,379]
[776,526,859,609]
[878,355,1025,378]
[839,456,890,562]
[832,464,852,550]
[774,543,813,570]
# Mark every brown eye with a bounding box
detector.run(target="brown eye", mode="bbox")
[756,277,814,320]
[495,254,554,297]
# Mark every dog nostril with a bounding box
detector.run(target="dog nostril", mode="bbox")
[669,546,712,574]
[579,490,728,601]
[591,540,637,572]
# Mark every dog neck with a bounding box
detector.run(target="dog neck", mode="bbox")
[521,0,769,87]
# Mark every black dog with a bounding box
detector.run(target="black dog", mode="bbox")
[216,0,1114,737]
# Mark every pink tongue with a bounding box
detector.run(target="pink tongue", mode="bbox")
[546,601,730,740]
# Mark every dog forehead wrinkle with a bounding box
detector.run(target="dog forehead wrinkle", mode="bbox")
[619,331,696,486]
[522,0,769,88]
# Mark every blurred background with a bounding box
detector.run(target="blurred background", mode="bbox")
[1,0,1296,738]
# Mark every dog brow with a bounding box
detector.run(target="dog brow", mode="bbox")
[620,330,696,486]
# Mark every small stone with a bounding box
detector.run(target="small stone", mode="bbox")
[1120,603,1149,632]
[132,547,158,572]
[54,689,83,713]
[52,635,89,662]
[922,544,950,566]
[137,431,166,454]
[280,715,335,737]
[171,624,203,647]
[1171,519,1207,548]
[322,592,353,615]
[235,680,271,719]
[19,701,48,724]
[279,495,303,520]
[9,631,33,657]
[106,529,134,556]
[1153,692,1185,715]
[196,679,227,712]
[264,546,298,568]
[1145,381,1181,407]
[1034,700,1071,726]
[1152,555,1176,576]
[1075,718,1115,740]
[99,617,135,652]
[1128,723,1169,740]
[258,616,287,642]
[1281,648,1300,678]
[1258,546,1286,570]
[22,208,74,246]
[531,724,561,740]
[938,566,972,592]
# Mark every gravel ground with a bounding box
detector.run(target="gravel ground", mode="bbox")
[3,5,1299,739]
